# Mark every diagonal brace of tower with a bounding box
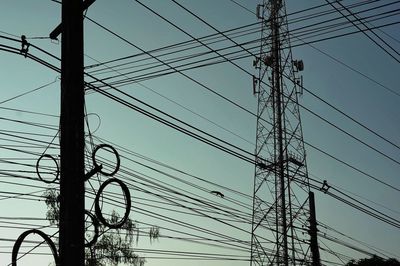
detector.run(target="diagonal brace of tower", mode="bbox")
[250,1,312,265]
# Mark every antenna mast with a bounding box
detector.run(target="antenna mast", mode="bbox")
[250,1,313,265]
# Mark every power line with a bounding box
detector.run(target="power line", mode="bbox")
[86,0,397,77]
[83,15,260,121]
[325,0,400,64]
[319,221,400,259]
[167,0,400,171]
[1,3,398,262]
[4,36,400,199]
[0,78,58,105]
[7,35,400,198]
[304,140,400,193]
[228,0,254,15]
[120,1,400,191]
[2,10,396,240]
[292,37,400,98]
[336,0,400,60]
[295,177,400,229]
[86,141,400,262]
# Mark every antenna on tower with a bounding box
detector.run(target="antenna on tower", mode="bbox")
[256,4,264,19]
[293,59,304,95]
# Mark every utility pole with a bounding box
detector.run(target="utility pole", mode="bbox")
[250,0,311,265]
[59,0,85,265]
[309,192,321,266]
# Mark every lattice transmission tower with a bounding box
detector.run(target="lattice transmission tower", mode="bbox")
[250,0,314,265]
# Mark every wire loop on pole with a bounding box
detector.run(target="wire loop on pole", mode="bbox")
[95,178,131,229]
[92,144,120,176]
[12,229,59,266]
[36,154,59,184]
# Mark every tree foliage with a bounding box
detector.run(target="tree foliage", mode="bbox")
[346,255,400,266]
[43,188,60,225]
[43,187,159,266]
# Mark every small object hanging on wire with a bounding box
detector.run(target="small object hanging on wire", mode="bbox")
[321,180,331,193]
[20,35,30,57]
[210,190,224,198]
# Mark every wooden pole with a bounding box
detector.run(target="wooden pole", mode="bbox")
[59,0,85,265]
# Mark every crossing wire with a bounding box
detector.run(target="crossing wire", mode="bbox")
[0,7,400,260]
[3,33,400,196]
[325,0,400,64]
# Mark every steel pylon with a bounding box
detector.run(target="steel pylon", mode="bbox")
[250,1,312,265]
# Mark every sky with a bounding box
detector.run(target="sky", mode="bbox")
[0,0,399,265]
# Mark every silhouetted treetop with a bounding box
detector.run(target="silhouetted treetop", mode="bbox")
[346,255,400,266]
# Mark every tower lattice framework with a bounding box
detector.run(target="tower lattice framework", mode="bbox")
[250,1,312,265]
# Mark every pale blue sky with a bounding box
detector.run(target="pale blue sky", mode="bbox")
[0,0,399,265]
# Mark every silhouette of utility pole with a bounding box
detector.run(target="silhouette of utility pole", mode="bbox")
[58,0,85,265]
[309,192,321,266]
[50,0,96,41]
